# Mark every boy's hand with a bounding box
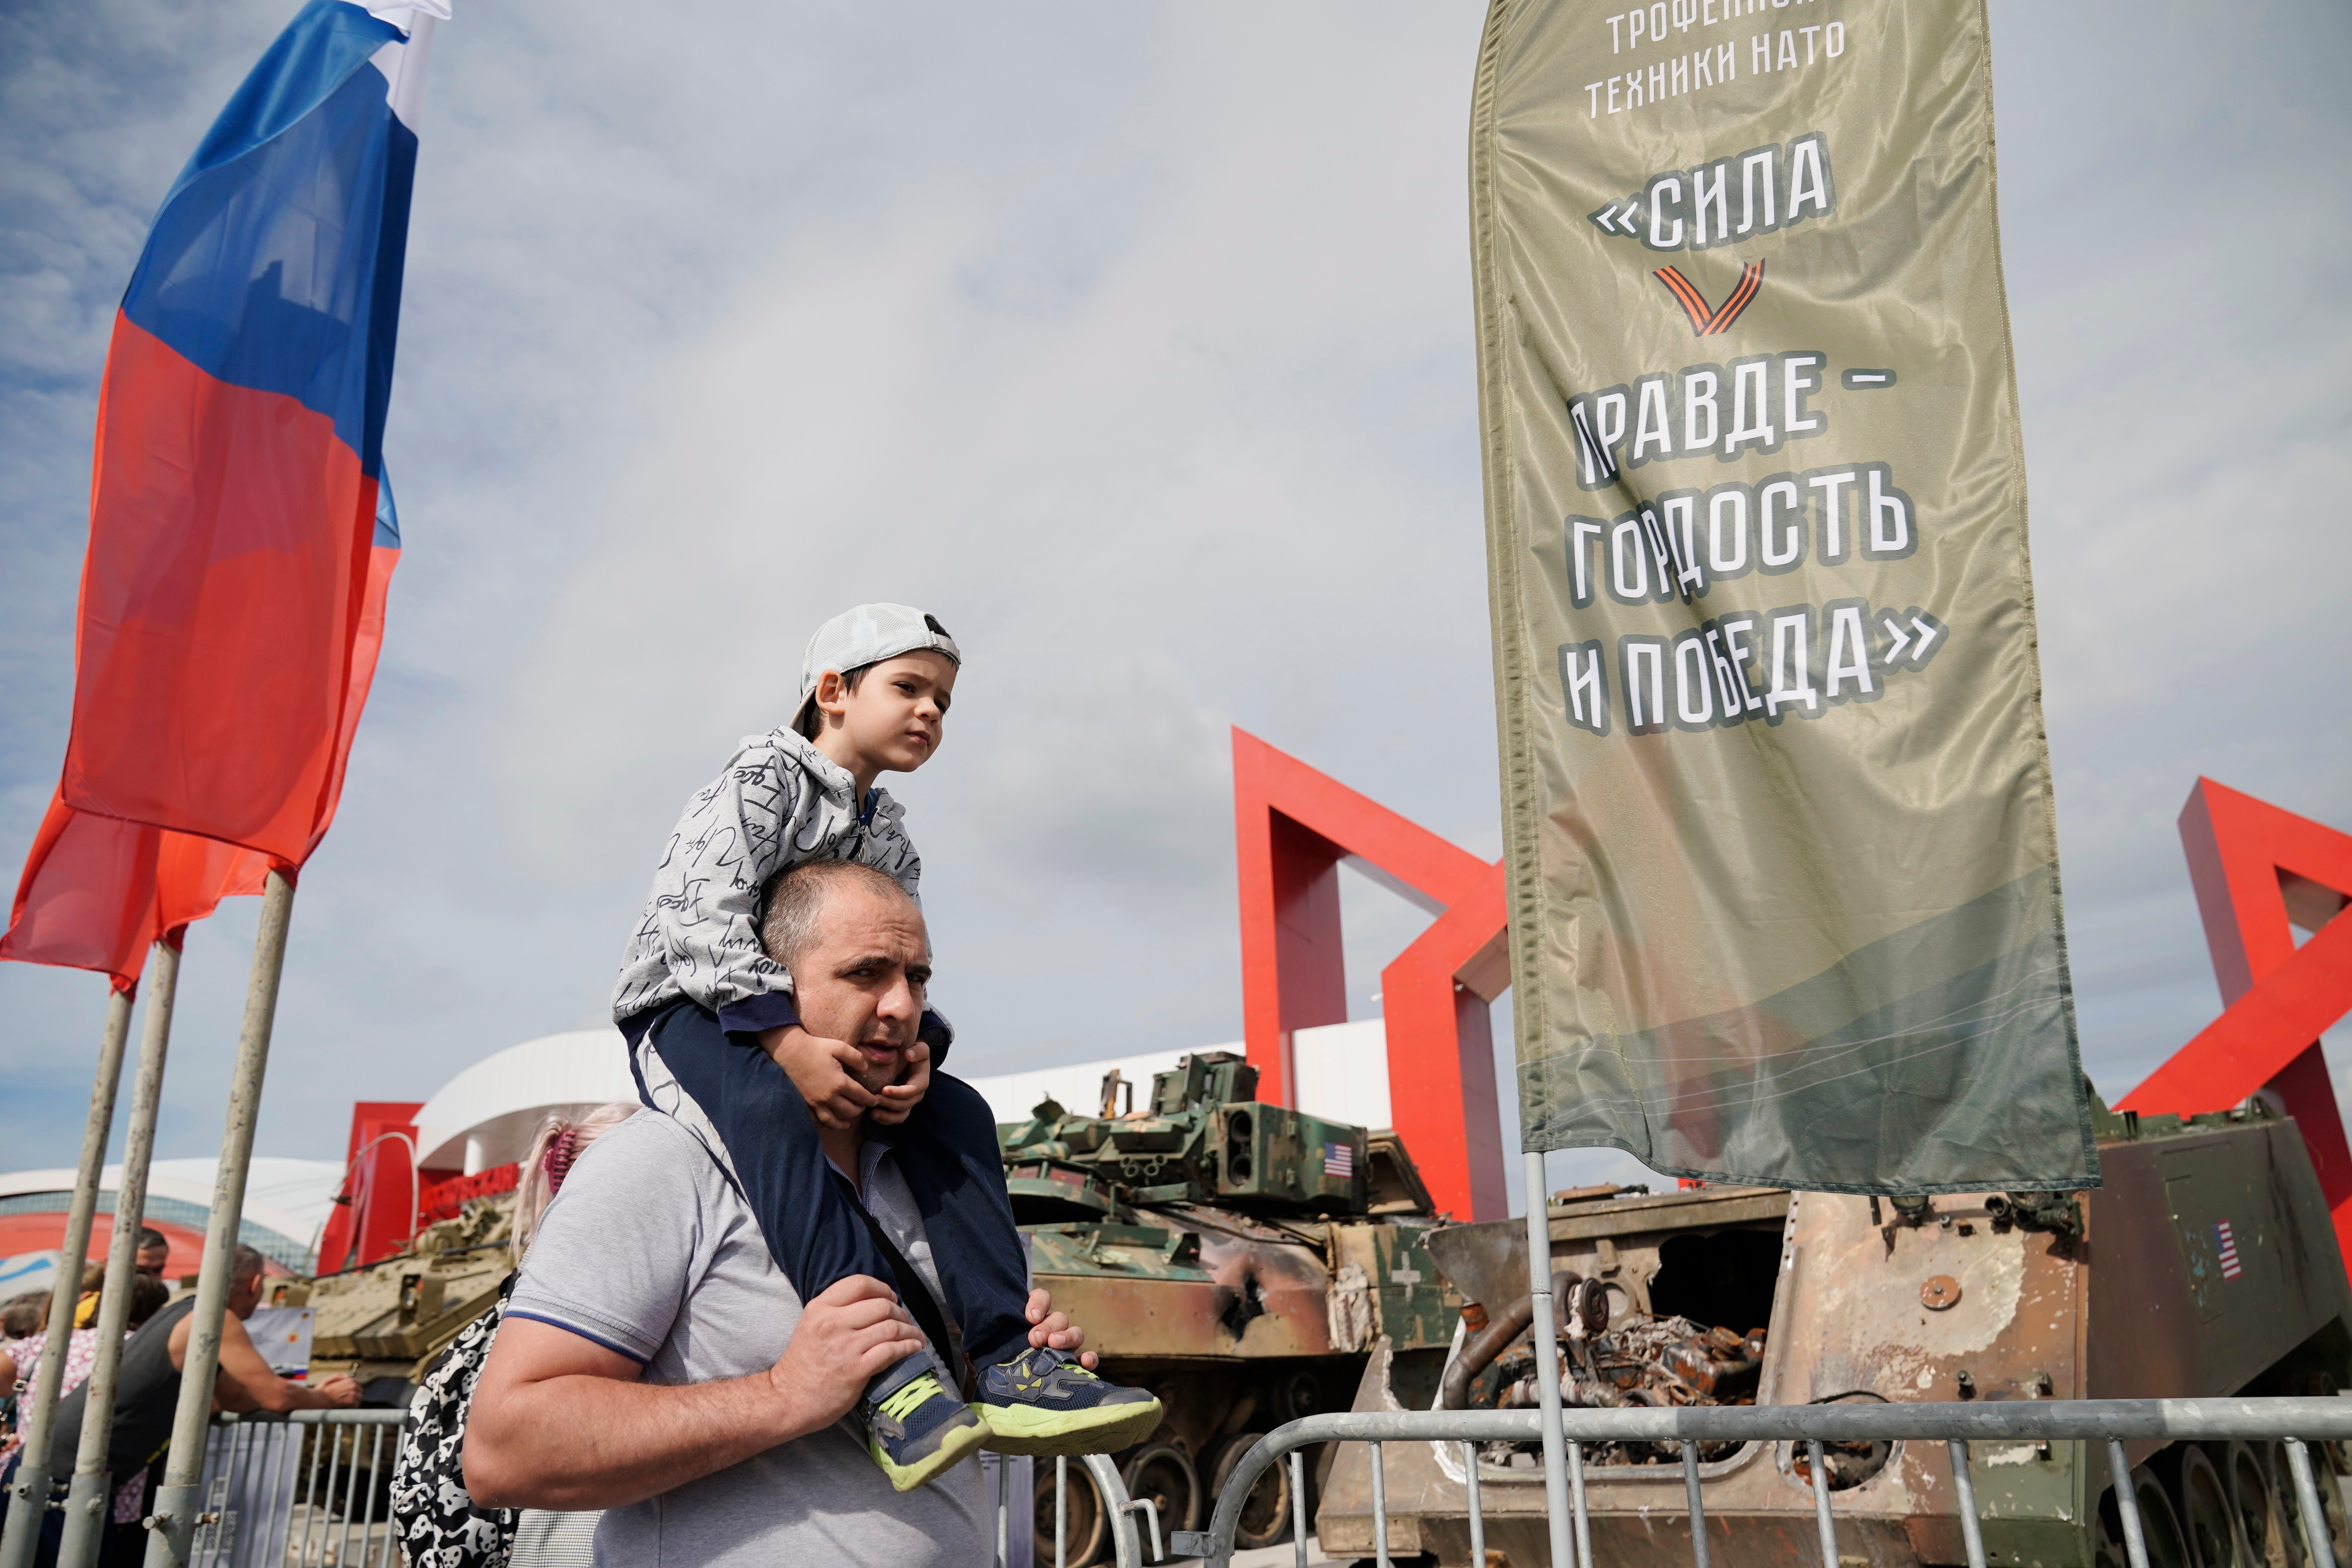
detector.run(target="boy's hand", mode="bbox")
[1023,1286,1098,1369]
[760,1025,877,1129]
[869,1040,931,1126]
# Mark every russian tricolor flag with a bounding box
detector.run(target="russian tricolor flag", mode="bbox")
[3,2,438,980]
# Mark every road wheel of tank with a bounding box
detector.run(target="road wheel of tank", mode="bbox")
[2178,1445,2251,1568]
[1276,1368,1322,1423]
[1034,1458,1108,1568]
[2224,1443,2292,1568]
[2127,1464,2194,1568]
[1206,1433,1292,1550]
[1124,1441,1204,1539]
[2264,1442,2352,1568]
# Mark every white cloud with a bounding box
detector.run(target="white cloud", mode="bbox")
[0,0,2345,1187]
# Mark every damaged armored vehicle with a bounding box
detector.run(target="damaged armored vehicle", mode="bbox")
[1321,1092,2352,1568]
[998,1050,1463,1564]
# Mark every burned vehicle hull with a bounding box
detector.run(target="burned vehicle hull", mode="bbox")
[1321,1099,2352,1568]
[1002,1052,1463,1564]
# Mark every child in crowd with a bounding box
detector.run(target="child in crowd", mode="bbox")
[611,604,1158,1492]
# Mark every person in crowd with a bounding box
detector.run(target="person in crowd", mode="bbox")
[468,860,1108,1563]
[3,1266,106,1470]
[42,1244,358,1565]
[2,1292,42,1345]
[120,1276,169,1335]
[132,1230,169,1281]
[611,604,1156,1492]
[504,1104,637,1568]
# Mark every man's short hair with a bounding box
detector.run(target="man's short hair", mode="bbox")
[230,1244,267,1285]
[758,860,916,974]
[136,1227,167,1253]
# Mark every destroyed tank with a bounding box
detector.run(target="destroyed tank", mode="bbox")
[1320,1090,2352,1568]
[998,1050,1464,1564]
[266,1194,517,1405]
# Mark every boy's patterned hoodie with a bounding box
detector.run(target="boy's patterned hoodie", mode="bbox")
[611,726,948,1052]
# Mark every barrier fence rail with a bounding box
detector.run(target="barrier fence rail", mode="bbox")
[1172,1396,2352,1568]
[140,1410,1145,1568]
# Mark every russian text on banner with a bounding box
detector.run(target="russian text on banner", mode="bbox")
[1470,0,2092,1193]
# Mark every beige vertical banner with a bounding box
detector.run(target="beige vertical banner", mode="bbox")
[1472,0,2095,1192]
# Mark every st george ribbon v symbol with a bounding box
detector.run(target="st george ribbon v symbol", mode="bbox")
[1654,259,1765,336]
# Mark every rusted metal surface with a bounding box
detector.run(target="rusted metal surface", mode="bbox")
[1031,1218,1335,1361]
[1317,1100,2352,1568]
[1424,1186,1793,1317]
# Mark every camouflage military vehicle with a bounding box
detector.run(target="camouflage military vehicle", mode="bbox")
[997,1050,1463,1564]
[265,1192,515,1405]
[1319,1091,2352,1568]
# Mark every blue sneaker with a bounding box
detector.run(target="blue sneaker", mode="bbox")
[867,1370,988,1492]
[976,1347,1163,1456]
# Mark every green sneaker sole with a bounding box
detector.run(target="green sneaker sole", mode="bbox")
[977,1396,1165,1457]
[872,1413,989,1493]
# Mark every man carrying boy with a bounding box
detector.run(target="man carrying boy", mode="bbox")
[474,860,1089,1561]
[609,604,1159,1491]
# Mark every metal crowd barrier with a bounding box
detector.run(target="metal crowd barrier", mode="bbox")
[173,1410,1145,1568]
[1173,1396,2352,1568]
[170,1409,404,1568]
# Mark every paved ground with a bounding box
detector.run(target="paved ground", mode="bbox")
[1162,1542,1345,1568]
[1166,1544,1341,1567]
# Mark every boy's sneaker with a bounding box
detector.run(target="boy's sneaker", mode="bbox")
[976,1347,1164,1456]
[867,1371,988,1492]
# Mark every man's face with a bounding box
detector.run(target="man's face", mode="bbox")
[136,1244,168,1276]
[788,883,930,1094]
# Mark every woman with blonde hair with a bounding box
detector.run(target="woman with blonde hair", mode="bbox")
[481,1105,637,1568]
[514,1103,639,1259]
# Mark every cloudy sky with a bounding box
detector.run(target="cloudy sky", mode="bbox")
[2,0,2346,1212]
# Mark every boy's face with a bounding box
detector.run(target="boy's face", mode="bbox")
[817,650,956,775]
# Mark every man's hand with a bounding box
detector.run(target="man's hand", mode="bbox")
[869,1040,932,1125]
[1023,1287,1098,1369]
[314,1374,361,1408]
[760,1024,878,1129]
[767,1276,928,1429]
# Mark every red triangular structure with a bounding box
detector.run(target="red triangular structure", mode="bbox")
[2122,779,2352,1267]
[1232,730,1508,1220]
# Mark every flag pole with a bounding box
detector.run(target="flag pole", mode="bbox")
[0,983,135,1568]
[57,936,182,1568]
[143,870,294,1568]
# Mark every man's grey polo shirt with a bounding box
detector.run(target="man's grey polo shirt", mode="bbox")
[506,1109,985,1566]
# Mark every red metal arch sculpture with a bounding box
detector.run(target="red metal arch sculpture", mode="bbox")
[2123,779,2352,1266]
[1231,729,1509,1220]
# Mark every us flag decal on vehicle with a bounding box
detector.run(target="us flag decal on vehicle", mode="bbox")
[2216,1220,2242,1279]
[1324,1141,1354,1180]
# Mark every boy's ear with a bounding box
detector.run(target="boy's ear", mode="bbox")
[813,668,849,718]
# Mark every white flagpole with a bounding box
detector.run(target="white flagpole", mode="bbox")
[56,937,182,1568]
[142,871,294,1568]
[0,984,135,1568]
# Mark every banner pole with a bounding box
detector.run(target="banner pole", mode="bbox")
[57,937,182,1568]
[142,870,294,1568]
[1523,1151,1576,1568]
[0,983,135,1568]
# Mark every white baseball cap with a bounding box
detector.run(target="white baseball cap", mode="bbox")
[795,603,962,729]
